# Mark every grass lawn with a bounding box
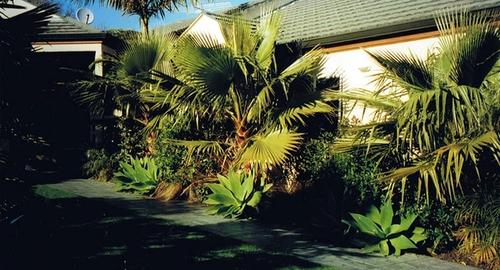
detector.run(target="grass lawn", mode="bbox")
[1,185,332,270]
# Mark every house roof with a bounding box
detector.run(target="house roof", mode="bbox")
[272,0,500,46]
[5,0,107,42]
[34,16,107,42]
[161,0,500,47]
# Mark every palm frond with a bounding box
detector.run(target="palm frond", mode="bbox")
[435,9,500,88]
[329,88,401,112]
[279,49,325,81]
[366,50,434,91]
[174,34,241,105]
[237,129,302,167]
[255,11,281,71]
[120,31,177,78]
[382,131,500,203]
[164,138,226,158]
[218,15,257,56]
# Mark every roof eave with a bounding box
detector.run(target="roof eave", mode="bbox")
[32,32,109,42]
[291,18,437,48]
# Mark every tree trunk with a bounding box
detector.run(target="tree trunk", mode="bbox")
[140,17,149,36]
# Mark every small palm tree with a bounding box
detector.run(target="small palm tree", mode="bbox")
[76,0,199,35]
[143,13,338,171]
[73,31,176,120]
[333,10,500,204]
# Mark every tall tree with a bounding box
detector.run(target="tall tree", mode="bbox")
[77,0,199,35]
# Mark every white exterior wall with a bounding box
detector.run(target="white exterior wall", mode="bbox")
[181,14,442,124]
[323,37,441,123]
[184,14,226,44]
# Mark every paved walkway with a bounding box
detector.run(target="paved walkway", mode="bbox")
[38,179,476,270]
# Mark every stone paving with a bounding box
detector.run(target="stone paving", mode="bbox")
[38,179,477,270]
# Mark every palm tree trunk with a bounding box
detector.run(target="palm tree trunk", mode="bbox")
[140,16,149,36]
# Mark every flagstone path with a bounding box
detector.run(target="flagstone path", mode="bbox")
[37,179,477,270]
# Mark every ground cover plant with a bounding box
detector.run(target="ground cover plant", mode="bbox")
[205,170,272,218]
[113,156,159,195]
[343,200,426,256]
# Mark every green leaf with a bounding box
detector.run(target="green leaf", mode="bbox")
[380,200,394,233]
[366,205,381,225]
[206,184,236,203]
[255,12,281,71]
[227,171,244,201]
[362,243,380,253]
[379,240,390,256]
[410,227,427,243]
[389,235,417,256]
[262,183,273,193]
[206,206,220,215]
[349,213,385,238]
[241,172,255,198]
[206,193,238,206]
[247,191,262,207]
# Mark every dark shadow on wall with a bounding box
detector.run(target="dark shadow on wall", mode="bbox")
[1,51,94,182]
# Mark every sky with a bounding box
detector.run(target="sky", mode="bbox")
[55,0,249,31]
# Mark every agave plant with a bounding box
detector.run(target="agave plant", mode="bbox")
[343,200,427,256]
[114,156,159,195]
[333,10,500,203]
[204,170,272,218]
[143,12,338,172]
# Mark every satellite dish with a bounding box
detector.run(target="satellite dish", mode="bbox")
[76,8,94,24]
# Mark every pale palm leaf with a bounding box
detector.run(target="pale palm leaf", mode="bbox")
[237,129,302,167]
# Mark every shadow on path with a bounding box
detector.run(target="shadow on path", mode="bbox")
[1,190,330,270]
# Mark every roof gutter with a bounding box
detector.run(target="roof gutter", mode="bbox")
[294,18,437,49]
[32,32,109,42]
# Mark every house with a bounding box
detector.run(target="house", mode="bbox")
[2,0,117,76]
[161,0,500,123]
[1,0,121,177]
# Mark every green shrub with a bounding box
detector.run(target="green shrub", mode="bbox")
[262,134,381,230]
[82,149,117,181]
[116,118,146,160]
[152,124,221,201]
[204,170,272,218]
[343,200,426,256]
[113,156,159,195]
[401,201,456,254]
[297,132,381,210]
[296,132,336,182]
[330,153,382,211]
[153,127,188,184]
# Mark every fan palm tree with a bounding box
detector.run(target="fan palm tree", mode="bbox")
[333,9,500,204]
[76,0,200,35]
[143,13,338,172]
[72,31,176,120]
